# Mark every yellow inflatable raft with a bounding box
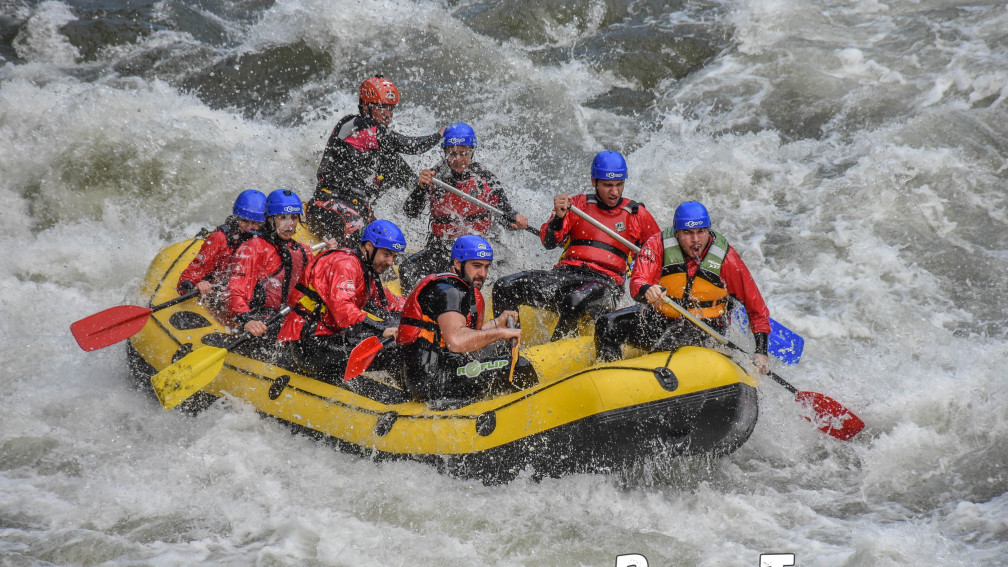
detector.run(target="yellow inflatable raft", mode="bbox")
[127,237,759,482]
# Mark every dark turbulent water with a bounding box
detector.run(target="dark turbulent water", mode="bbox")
[2,1,1007,565]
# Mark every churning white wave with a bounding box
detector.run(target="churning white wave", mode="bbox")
[1,0,1005,565]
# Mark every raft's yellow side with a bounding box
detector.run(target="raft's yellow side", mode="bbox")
[129,236,759,475]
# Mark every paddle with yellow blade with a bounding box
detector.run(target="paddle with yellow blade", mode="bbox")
[151,241,328,410]
[567,205,864,441]
[151,306,291,410]
[71,289,200,351]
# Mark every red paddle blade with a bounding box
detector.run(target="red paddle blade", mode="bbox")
[795,390,865,441]
[70,305,153,351]
[344,336,384,382]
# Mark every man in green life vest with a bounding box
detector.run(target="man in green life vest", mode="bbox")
[594,201,772,373]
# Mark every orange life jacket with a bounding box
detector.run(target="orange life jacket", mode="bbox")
[656,228,730,320]
[397,272,484,348]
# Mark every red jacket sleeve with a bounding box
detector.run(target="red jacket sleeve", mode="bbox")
[226,240,261,319]
[539,194,585,249]
[628,205,662,248]
[721,247,771,335]
[177,230,229,293]
[317,254,370,329]
[629,231,663,299]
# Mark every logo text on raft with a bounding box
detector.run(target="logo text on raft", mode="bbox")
[457,359,508,378]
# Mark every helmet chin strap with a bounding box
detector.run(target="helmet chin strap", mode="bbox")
[363,245,378,273]
[453,261,471,287]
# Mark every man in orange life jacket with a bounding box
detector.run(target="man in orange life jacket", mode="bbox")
[396,235,538,404]
[594,201,772,373]
[399,122,529,290]
[278,220,407,383]
[306,75,446,247]
[227,189,328,357]
[491,151,661,341]
[177,189,266,310]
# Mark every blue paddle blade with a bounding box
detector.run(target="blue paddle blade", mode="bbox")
[731,306,804,365]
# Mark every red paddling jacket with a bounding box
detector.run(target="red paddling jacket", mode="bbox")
[541,193,661,285]
[278,248,405,341]
[404,162,520,240]
[226,235,311,325]
[176,221,255,294]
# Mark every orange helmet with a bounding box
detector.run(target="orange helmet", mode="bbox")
[359,75,399,106]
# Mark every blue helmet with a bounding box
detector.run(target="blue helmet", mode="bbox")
[233,189,266,222]
[451,235,493,263]
[673,201,711,231]
[361,219,406,252]
[442,122,477,148]
[590,150,628,180]
[264,189,303,216]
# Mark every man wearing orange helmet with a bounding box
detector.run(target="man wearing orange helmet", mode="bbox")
[307,75,446,247]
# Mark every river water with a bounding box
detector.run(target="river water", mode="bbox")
[2,0,1006,565]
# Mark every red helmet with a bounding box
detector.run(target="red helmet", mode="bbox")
[359,75,399,106]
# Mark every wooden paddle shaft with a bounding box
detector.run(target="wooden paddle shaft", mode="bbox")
[431,177,511,218]
[567,204,640,253]
[429,177,540,236]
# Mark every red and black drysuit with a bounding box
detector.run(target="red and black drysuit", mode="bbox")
[594,228,771,362]
[397,272,537,404]
[177,219,259,291]
[491,193,661,341]
[226,230,311,356]
[306,113,441,246]
[399,160,522,289]
[277,248,405,384]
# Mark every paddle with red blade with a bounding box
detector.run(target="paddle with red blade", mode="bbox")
[70,289,200,351]
[563,205,863,438]
[567,204,804,364]
[344,336,394,382]
[661,296,865,440]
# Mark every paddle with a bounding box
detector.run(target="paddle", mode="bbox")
[732,302,803,365]
[506,315,520,384]
[71,289,201,351]
[429,177,540,237]
[659,295,864,440]
[150,242,329,410]
[566,204,803,364]
[151,306,291,410]
[344,336,395,382]
[566,205,860,438]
